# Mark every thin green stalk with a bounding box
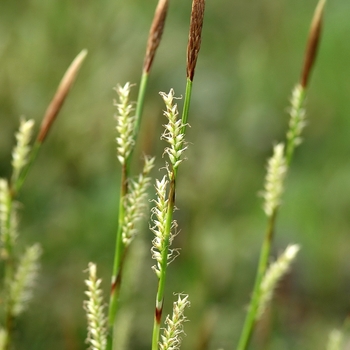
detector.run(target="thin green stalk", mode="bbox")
[236,211,276,350]
[132,72,149,152]
[181,78,193,135]
[107,73,150,350]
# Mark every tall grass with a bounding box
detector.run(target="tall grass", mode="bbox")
[1,0,349,349]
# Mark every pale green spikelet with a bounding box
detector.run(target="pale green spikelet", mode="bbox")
[0,179,11,252]
[11,118,35,184]
[0,328,8,350]
[122,156,155,246]
[151,176,169,278]
[160,294,190,350]
[115,82,135,165]
[160,89,187,171]
[262,143,287,217]
[0,179,18,259]
[84,263,107,350]
[286,85,306,163]
[257,244,300,320]
[9,243,41,316]
[326,329,343,350]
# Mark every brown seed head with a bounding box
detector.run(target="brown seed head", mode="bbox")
[300,0,326,89]
[143,0,169,73]
[187,0,205,81]
[37,49,88,143]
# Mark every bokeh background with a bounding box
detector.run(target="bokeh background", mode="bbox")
[1,0,350,349]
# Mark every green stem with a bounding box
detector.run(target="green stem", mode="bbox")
[236,210,277,350]
[107,164,128,350]
[181,78,193,134]
[107,73,149,350]
[133,72,149,145]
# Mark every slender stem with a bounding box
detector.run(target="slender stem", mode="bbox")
[106,164,128,350]
[107,73,150,350]
[133,72,149,149]
[181,78,193,134]
[236,210,277,350]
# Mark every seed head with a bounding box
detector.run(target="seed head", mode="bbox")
[37,49,87,143]
[300,0,326,88]
[144,0,169,73]
[187,0,205,81]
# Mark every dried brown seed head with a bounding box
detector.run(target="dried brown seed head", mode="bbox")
[37,49,87,143]
[187,0,205,81]
[143,0,169,73]
[300,0,326,88]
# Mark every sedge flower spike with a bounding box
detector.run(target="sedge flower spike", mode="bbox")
[122,156,155,246]
[257,244,300,319]
[326,329,343,350]
[160,294,190,350]
[160,89,187,171]
[262,143,287,217]
[11,119,35,184]
[84,263,107,350]
[151,176,169,278]
[115,82,135,165]
[9,243,42,316]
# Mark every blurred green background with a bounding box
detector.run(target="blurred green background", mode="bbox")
[1,0,350,349]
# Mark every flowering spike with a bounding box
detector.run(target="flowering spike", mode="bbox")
[159,294,190,350]
[262,143,287,217]
[11,119,35,184]
[122,156,155,246]
[9,244,41,316]
[84,263,107,350]
[115,83,136,165]
[257,245,300,320]
[160,90,187,171]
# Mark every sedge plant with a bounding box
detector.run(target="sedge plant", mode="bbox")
[107,2,170,343]
[236,1,326,349]
[0,50,87,350]
[85,1,206,349]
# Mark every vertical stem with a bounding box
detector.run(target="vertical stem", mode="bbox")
[236,210,277,350]
[181,78,193,134]
[107,73,150,350]
[106,164,128,350]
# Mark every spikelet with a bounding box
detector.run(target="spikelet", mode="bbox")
[262,144,287,217]
[84,263,107,350]
[9,244,41,316]
[257,245,299,319]
[115,83,135,165]
[159,294,190,350]
[11,119,35,184]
